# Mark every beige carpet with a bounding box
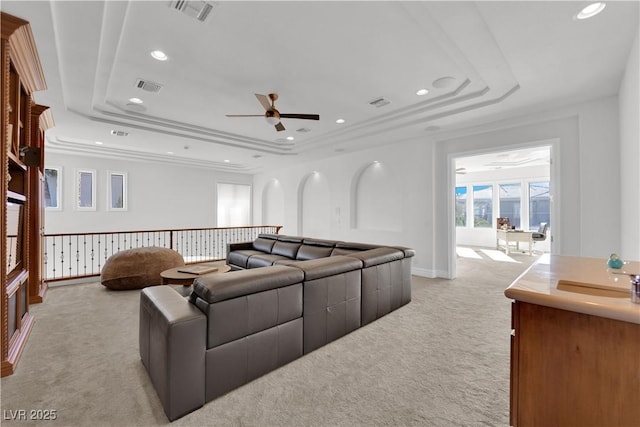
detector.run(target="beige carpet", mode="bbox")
[0,249,537,426]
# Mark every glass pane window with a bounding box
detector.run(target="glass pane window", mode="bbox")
[76,169,96,210]
[455,186,467,227]
[108,172,127,211]
[499,183,521,229]
[44,167,61,209]
[217,183,251,227]
[529,181,550,230]
[473,185,493,228]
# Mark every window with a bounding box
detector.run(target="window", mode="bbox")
[455,186,467,227]
[76,169,96,210]
[529,181,550,229]
[44,167,61,210]
[217,183,251,227]
[473,185,493,227]
[108,171,127,211]
[499,183,521,228]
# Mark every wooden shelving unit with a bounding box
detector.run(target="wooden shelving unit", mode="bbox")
[2,11,52,377]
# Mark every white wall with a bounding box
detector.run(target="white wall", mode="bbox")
[434,96,622,277]
[619,30,640,261]
[252,95,623,279]
[44,152,252,233]
[253,139,436,277]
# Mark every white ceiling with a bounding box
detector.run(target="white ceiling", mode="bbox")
[2,1,638,173]
[456,146,551,174]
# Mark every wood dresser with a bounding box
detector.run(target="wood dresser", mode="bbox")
[505,255,640,427]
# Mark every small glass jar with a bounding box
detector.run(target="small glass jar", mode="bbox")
[607,253,624,269]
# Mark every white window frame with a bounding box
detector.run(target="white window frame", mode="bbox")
[107,171,128,211]
[44,166,62,211]
[471,183,493,228]
[76,169,96,211]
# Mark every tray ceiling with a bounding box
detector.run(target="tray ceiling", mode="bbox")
[2,1,638,172]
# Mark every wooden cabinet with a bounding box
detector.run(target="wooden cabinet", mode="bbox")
[510,301,640,426]
[1,12,52,377]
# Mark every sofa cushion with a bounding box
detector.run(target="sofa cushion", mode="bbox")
[191,265,304,304]
[276,235,304,243]
[302,238,336,247]
[252,237,277,253]
[247,254,292,268]
[271,241,301,259]
[227,250,265,269]
[335,241,381,251]
[330,241,380,256]
[296,244,334,260]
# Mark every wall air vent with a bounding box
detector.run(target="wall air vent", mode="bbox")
[368,96,391,108]
[169,0,215,22]
[135,78,164,93]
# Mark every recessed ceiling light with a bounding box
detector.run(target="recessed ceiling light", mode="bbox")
[167,151,174,155]
[286,136,295,141]
[336,118,345,124]
[223,159,230,163]
[576,2,606,19]
[416,89,429,96]
[128,97,143,104]
[95,141,103,145]
[151,50,168,61]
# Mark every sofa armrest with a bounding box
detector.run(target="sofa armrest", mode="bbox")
[392,246,416,258]
[226,241,254,253]
[140,287,206,421]
[346,247,404,267]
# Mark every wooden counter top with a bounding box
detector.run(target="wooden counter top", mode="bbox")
[505,254,640,324]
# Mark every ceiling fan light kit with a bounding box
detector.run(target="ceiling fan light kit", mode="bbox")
[226,93,319,132]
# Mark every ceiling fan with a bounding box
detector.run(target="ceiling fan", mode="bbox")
[226,93,319,132]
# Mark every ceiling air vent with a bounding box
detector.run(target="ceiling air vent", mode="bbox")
[368,96,391,108]
[296,127,311,133]
[110,130,129,137]
[169,0,215,22]
[135,78,163,93]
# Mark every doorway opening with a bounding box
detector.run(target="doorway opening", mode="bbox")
[453,145,552,267]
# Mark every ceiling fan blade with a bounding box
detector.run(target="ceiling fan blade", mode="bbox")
[255,94,272,111]
[275,122,285,132]
[279,113,320,120]
[225,114,264,117]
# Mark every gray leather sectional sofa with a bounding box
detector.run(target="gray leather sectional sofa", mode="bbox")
[139,234,414,421]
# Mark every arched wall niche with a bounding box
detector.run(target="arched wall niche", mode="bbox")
[351,161,402,231]
[261,178,285,227]
[297,171,331,238]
